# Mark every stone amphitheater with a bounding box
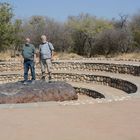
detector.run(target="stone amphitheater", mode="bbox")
[0,58,140,140]
[0,58,140,105]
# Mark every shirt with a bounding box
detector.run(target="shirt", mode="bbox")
[39,42,54,59]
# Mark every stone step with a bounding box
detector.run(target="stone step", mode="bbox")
[1,59,139,65]
[52,70,140,94]
[59,82,133,106]
[67,81,129,99]
[0,73,138,104]
[0,59,140,76]
[1,70,139,84]
[0,70,139,95]
[52,60,140,76]
[53,59,140,66]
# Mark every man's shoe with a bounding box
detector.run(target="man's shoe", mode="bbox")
[48,75,52,80]
[31,80,35,84]
[48,76,53,83]
[41,76,45,81]
[23,81,28,85]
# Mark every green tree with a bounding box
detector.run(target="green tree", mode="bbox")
[22,16,73,53]
[0,2,14,50]
[129,12,140,51]
[94,28,133,56]
[22,16,47,47]
[45,19,73,52]
[66,13,113,56]
[10,19,23,56]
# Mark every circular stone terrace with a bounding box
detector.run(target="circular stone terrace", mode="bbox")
[0,58,139,106]
[0,58,140,140]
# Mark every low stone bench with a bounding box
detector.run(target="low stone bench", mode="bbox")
[0,71,138,95]
[0,60,140,76]
[0,59,139,101]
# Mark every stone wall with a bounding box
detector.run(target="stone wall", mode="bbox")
[75,88,105,99]
[0,62,21,72]
[53,62,140,76]
[0,61,139,76]
[0,72,137,94]
[0,60,139,98]
[52,73,137,94]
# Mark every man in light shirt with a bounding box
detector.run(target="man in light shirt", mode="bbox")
[39,35,54,82]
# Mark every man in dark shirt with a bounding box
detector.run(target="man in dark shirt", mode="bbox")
[22,38,36,84]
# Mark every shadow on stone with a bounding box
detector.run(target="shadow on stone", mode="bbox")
[0,81,78,104]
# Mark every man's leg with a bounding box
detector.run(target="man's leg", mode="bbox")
[46,59,52,81]
[30,60,36,81]
[40,59,46,80]
[24,61,29,82]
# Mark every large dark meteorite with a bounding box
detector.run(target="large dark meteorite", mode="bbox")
[0,81,78,104]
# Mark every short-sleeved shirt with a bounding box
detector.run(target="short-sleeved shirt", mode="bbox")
[39,42,54,59]
[22,43,36,61]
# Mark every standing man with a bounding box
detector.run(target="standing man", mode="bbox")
[39,35,54,81]
[22,38,36,84]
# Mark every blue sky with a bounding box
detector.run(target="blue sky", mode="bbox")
[1,0,140,21]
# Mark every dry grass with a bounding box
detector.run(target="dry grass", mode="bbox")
[0,51,140,61]
[54,52,83,60]
[0,50,21,61]
[53,52,140,60]
[0,51,11,61]
[115,52,140,60]
[0,51,83,61]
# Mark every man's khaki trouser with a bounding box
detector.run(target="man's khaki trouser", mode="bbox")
[40,59,52,78]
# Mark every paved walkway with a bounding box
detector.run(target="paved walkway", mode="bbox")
[0,98,140,140]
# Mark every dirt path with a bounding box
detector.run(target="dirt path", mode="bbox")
[0,98,140,140]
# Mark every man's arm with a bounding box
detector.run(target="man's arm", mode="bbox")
[34,52,37,63]
[49,43,54,60]
[38,45,41,62]
[51,50,54,61]
[33,45,37,63]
